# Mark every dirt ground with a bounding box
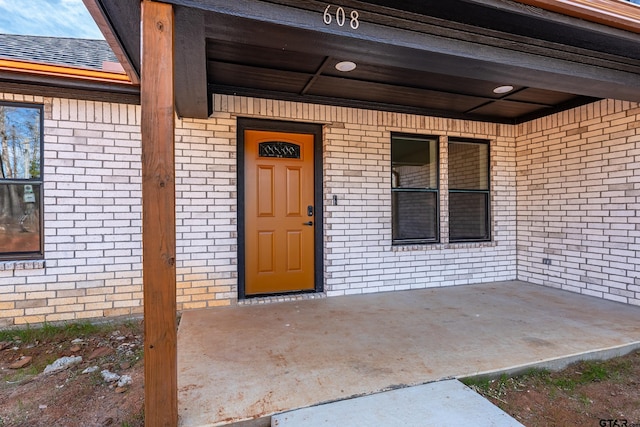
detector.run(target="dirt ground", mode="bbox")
[0,320,144,427]
[465,350,640,427]
[0,318,639,427]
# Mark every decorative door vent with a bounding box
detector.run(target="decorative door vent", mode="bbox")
[259,141,300,159]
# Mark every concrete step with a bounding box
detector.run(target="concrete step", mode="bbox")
[271,380,524,427]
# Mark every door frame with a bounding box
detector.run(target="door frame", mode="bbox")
[237,118,324,299]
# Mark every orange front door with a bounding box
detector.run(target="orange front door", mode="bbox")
[245,130,315,295]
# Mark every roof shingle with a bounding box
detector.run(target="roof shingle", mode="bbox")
[0,33,117,70]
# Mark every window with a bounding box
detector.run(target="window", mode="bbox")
[0,103,43,259]
[391,134,439,243]
[448,139,490,242]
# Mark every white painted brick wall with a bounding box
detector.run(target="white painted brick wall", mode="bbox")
[2,90,637,327]
[516,99,640,306]
[0,93,519,326]
[174,115,238,309]
[212,95,517,297]
[0,93,144,326]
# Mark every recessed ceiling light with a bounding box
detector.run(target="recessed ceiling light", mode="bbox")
[335,61,357,72]
[493,85,514,94]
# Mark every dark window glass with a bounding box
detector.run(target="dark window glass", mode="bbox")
[392,135,438,243]
[392,192,438,241]
[448,139,490,242]
[449,192,488,241]
[0,103,43,259]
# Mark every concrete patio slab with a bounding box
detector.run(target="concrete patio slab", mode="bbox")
[272,379,524,427]
[177,281,640,427]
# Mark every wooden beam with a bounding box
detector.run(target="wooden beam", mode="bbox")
[174,6,209,118]
[198,1,640,102]
[514,0,640,34]
[141,1,177,426]
[0,80,140,105]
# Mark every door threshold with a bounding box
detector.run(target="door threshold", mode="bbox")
[238,292,326,306]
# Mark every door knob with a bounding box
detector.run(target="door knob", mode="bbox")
[303,221,313,226]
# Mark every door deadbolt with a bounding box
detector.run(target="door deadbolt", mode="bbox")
[307,205,314,216]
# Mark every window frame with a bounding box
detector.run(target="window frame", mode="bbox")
[447,138,491,243]
[0,101,45,260]
[391,132,440,245]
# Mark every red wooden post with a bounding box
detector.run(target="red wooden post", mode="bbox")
[141,1,177,426]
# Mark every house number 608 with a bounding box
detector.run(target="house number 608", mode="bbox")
[323,5,360,30]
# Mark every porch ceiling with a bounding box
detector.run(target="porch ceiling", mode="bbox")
[93,0,640,123]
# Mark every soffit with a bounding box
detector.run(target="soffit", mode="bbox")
[92,0,640,122]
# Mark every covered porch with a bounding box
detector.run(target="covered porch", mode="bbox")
[72,1,640,425]
[177,280,640,426]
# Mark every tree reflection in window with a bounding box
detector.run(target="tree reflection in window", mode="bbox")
[0,103,43,258]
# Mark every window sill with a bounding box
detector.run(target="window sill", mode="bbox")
[0,260,45,271]
[392,241,496,252]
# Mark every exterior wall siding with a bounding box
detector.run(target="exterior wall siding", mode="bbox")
[313,109,516,296]
[516,99,640,306]
[0,90,523,326]
[3,92,636,327]
[0,92,144,327]
[174,115,237,310]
